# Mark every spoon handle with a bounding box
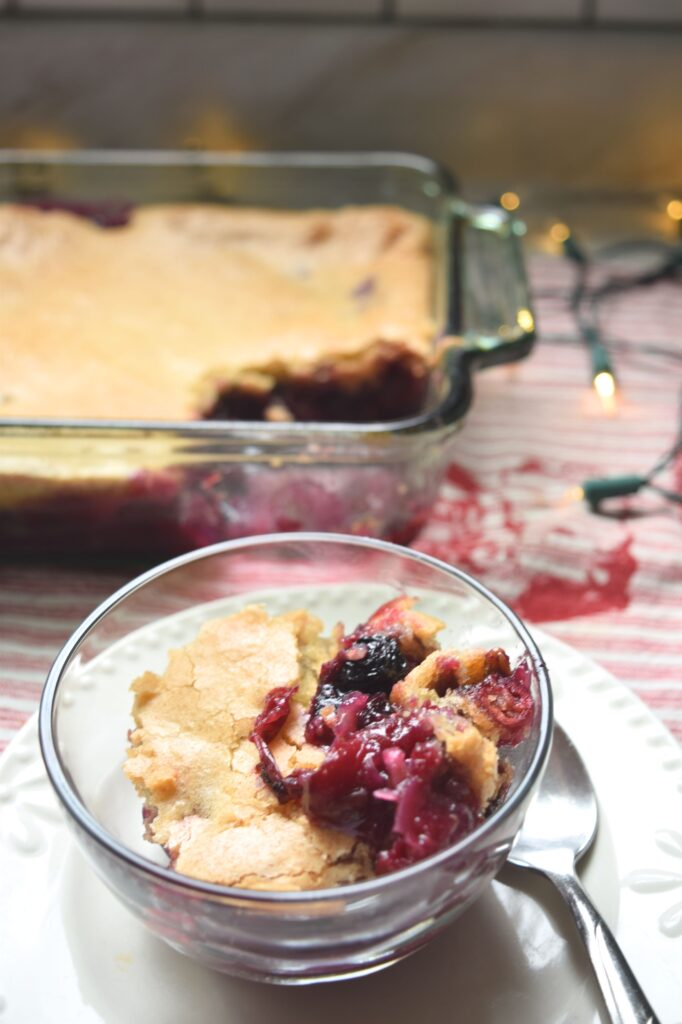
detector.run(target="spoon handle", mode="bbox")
[545,867,661,1024]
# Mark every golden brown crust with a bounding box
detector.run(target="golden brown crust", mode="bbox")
[391,648,489,705]
[427,711,500,810]
[0,202,434,421]
[124,605,374,890]
[165,814,372,892]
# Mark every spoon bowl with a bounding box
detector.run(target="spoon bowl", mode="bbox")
[509,724,597,869]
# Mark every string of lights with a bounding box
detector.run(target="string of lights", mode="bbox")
[539,333,682,370]
[497,191,682,515]
[578,418,682,512]
[560,229,682,405]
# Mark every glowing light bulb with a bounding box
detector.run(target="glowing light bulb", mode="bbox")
[666,199,682,221]
[593,370,618,414]
[562,485,585,506]
[593,371,616,399]
[549,222,571,243]
[516,308,535,333]
[500,191,520,212]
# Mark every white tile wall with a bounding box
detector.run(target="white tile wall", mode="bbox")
[203,0,383,14]
[397,0,583,19]
[18,0,187,10]
[597,0,682,22]
[1,22,681,190]
[10,0,682,19]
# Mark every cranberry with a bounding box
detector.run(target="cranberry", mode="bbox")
[465,660,534,746]
[250,686,298,802]
[252,686,297,743]
[358,691,394,727]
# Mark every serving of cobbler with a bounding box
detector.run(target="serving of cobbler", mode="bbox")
[124,597,534,891]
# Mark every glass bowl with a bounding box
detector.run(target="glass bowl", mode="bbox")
[39,534,553,985]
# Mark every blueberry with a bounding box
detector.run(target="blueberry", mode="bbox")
[325,634,409,695]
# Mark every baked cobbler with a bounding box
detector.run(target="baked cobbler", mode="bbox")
[124,598,534,890]
[1,202,434,423]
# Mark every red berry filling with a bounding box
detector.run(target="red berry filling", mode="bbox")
[251,689,485,874]
[298,702,482,873]
[204,346,428,424]
[24,198,133,228]
[306,633,415,745]
[304,599,431,745]
[249,605,534,877]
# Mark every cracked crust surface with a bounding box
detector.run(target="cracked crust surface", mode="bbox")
[125,605,372,890]
[1,202,434,420]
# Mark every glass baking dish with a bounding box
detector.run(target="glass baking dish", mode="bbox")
[0,149,534,557]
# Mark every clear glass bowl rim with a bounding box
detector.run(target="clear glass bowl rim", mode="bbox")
[38,532,553,904]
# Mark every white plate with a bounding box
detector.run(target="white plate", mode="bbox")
[1,621,681,1024]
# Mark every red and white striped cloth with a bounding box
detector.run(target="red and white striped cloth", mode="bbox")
[1,252,680,751]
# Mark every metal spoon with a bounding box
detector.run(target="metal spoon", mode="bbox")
[507,722,661,1024]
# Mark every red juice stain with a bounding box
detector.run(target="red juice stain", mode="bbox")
[514,535,636,622]
[516,458,545,474]
[446,463,481,493]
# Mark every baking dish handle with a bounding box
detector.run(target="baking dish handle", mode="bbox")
[450,199,536,370]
